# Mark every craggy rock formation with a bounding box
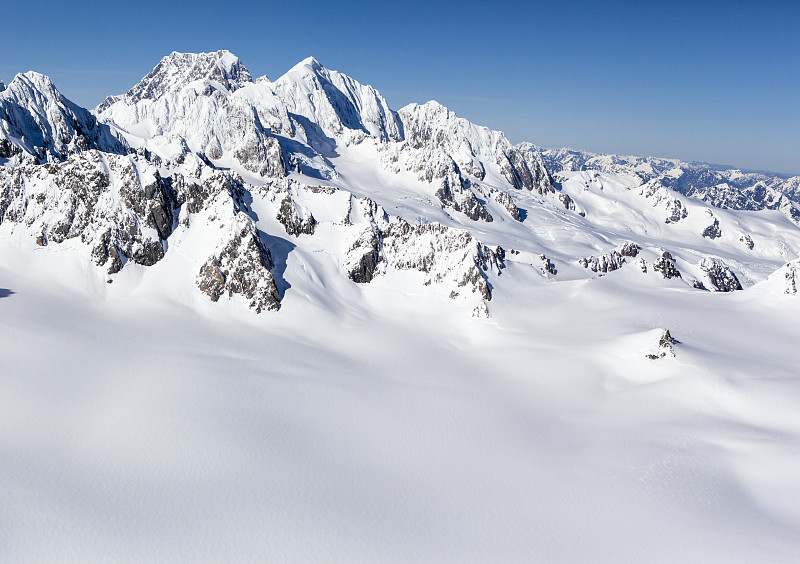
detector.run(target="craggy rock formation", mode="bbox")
[647,329,676,360]
[0,152,176,274]
[540,254,557,275]
[342,198,504,310]
[699,257,742,292]
[276,194,316,236]
[702,217,722,239]
[196,213,280,312]
[653,251,681,279]
[579,243,640,274]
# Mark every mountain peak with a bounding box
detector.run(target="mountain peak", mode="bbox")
[9,71,61,97]
[301,55,321,67]
[287,56,325,75]
[120,50,253,104]
[0,70,126,161]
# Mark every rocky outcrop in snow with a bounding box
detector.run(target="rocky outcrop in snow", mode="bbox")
[0,151,175,273]
[702,216,722,239]
[579,243,640,274]
[341,196,505,312]
[646,329,676,360]
[778,259,800,295]
[699,257,742,292]
[653,251,681,279]
[196,213,280,312]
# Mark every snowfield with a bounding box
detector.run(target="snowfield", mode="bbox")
[3,239,800,562]
[2,50,800,562]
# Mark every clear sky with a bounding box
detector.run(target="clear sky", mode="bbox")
[4,0,799,174]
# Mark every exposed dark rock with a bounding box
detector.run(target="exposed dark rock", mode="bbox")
[579,243,640,274]
[702,218,722,239]
[436,176,493,222]
[653,251,681,279]
[700,257,742,292]
[195,214,280,312]
[647,329,677,359]
[346,228,381,283]
[234,135,286,178]
[664,198,688,223]
[540,254,557,275]
[559,193,576,212]
[785,263,799,295]
[493,190,522,221]
[197,258,226,301]
[277,195,316,237]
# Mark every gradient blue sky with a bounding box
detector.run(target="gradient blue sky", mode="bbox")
[3,0,798,174]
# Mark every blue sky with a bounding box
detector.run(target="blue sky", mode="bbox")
[4,0,799,174]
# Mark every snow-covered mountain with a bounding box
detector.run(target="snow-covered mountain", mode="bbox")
[0,71,126,162]
[528,144,800,223]
[2,50,800,317]
[4,50,800,562]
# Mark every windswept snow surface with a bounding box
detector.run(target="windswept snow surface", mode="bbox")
[3,235,800,562]
[2,51,800,562]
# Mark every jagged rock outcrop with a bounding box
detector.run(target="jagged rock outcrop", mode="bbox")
[784,261,799,295]
[492,190,522,221]
[664,198,688,223]
[759,258,800,296]
[540,254,557,275]
[642,180,689,224]
[699,257,742,292]
[579,243,640,274]
[647,329,676,359]
[196,213,280,312]
[341,198,504,310]
[435,175,492,222]
[653,251,681,279]
[344,226,382,283]
[0,151,175,273]
[276,194,316,237]
[702,217,722,239]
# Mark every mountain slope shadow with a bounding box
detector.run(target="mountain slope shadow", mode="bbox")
[259,231,294,300]
[0,288,14,298]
